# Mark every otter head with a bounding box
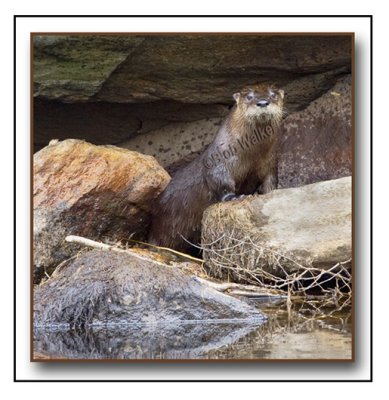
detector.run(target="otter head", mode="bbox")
[233,84,284,125]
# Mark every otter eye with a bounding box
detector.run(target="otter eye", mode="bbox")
[269,92,277,99]
[245,94,254,101]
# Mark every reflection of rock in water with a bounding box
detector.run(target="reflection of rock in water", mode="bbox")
[33,321,262,360]
[202,297,352,360]
[33,250,267,360]
[33,297,352,360]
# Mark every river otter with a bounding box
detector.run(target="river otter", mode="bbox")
[148,83,285,252]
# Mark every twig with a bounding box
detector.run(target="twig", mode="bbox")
[65,235,169,267]
[200,233,352,297]
[65,236,257,298]
[128,238,203,263]
[194,277,286,299]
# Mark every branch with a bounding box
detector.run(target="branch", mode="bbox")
[194,277,286,299]
[65,235,168,267]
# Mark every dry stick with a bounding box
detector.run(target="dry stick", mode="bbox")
[65,235,272,297]
[66,235,204,264]
[65,235,169,267]
[205,241,283,287]
[128,238,204,263]
[201,233,351,295]
[203,235,293,285]
[195,277,286,298]
[208,253,265,286]
[187,232,227,248]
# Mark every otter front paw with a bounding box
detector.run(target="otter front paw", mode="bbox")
[221,192,236,201]
[257,178,277,195]
[221,193,246,202]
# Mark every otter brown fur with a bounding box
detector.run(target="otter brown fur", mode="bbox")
[148,84,285,252]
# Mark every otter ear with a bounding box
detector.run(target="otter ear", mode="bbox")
[233,93,240,102]
[278,89,285,99]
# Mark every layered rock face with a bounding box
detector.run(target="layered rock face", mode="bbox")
[33,34,352,185]
[33,35,351,104]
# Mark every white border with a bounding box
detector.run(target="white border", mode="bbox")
[15,16,371,381]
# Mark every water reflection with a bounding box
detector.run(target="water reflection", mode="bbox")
[207,296,352,359]
[33,296,351,360]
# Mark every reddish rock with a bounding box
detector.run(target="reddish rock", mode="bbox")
[33,139,170,282]
[278,75,352,188]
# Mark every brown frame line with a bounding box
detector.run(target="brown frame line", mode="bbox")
[28,31,356,364]
[13,15,372,382]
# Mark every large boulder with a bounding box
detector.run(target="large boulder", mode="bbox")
[34,250,265,328]
[119,117,224,174]
[201,177,352,285]
[33,35,352,151]
[33,35,145,102]
[33,35,351,105]
[33,139,170,282]
[278,75,352,188]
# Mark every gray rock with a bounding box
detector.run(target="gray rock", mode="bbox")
[119,117,224,173]
[34,35,351,105]
[278,75,352,188]
[33,34,352,157]
[33,35,145,102]
[202,177,352,282]
[34,250,265,327]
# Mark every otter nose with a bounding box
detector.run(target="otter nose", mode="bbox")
[256,100,270,108]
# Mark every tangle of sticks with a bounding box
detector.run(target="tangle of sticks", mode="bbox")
[200,233,352,297]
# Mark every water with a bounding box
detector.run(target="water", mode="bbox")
[33,296,351,360]
[207,296,352,360]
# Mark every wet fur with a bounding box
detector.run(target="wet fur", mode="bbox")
[148,84,284,252]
